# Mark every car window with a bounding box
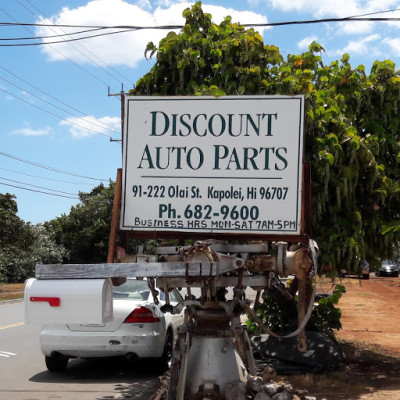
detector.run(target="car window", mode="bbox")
[113,279,150,301]
[159,289,183,303]
[172,288,184,302]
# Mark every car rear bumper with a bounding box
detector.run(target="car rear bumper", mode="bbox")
[40,326,165,359]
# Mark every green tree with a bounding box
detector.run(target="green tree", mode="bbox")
[0,193,69,282]
[0,193,35,282]
[130,2,400,274]
[45,181,115,263]
[29,224,69,265]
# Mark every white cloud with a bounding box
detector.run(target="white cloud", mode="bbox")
[333,33,381,57]
[60,115,120,138]
[383,37,400,55]
[9,126,51,136]
[297,36,318,50]
[339,20,375,34]
[37,0,268,67]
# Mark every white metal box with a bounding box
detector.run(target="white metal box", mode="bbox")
[25,278,113,324]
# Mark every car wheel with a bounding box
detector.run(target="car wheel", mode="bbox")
[363,274,370,280]
[45,355,69,372]
[394,272,399,278]
[158,330,173,372]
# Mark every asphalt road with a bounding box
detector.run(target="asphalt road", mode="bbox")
[0,300,162,400]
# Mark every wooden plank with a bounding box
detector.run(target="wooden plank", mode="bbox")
[35,262,219,280]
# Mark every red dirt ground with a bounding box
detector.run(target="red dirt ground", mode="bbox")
[307,274,400,400]
[333,274,400,357]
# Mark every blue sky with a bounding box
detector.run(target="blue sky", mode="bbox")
[1,0,400,224]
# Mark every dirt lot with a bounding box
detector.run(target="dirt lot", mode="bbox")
[333,274,400,357]
[285,274,400,400]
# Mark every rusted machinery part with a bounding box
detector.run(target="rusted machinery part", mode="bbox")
[296,266,308,353]
[180,241,218,262]
[246,254,275,273]
[244,239,319,352]
[147,277,160,305]
[235,326,257,376]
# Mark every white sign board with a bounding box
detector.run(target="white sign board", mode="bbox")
[121,96,304,235]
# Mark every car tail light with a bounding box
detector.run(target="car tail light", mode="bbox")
[123,307,160,323]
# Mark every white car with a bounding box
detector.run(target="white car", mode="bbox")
[40,278,184,372]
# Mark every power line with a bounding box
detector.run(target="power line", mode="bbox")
[1,16,400,46]
[0,65,121,134]
[0,176,79,196]
[0,86,114,139]
[1,11,400,33]
[0,181,80,199]
[0,73,120,135]
[0,7,119,91]
[0,151,108,182]
[0,26,104,40]
[0,181,115,205]
[0,27,134,46]
[0,21,184,29]
[18,0,132,86]
[0,167,96,186]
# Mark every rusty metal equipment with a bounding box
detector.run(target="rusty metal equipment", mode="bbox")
[112,239,317,400]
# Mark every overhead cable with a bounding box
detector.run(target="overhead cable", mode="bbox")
[17,0,132,86]
[0,181,80,199]
[0,151,108,182]
[0,74,120,135]
[0,7,118,90]
[0,181,114,204]
[0,86,114,139]
[0,65,120,134]
[0,167,97,186]
[0,175,80,196]
[0,12,400,31]
[1,15,400,46]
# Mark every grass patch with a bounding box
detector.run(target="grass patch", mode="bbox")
[0,283,24,301]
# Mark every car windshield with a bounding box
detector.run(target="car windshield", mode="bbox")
[113,279,150,301]
[382,260,395,266]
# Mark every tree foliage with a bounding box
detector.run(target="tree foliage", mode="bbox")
[246,283,346,336]
[131,2,400,273]
[0,193,67,282]
[45,182,115,263]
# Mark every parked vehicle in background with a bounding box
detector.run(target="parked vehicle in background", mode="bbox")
[376,260,399,277]
[339,260,370,280]
[40,278,184,372]
[361,260,370,279]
